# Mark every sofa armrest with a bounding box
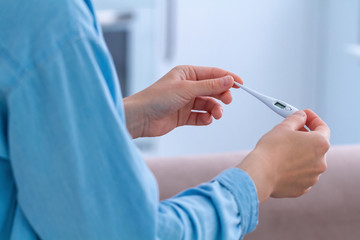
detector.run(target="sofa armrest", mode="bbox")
[245,144,360,240]
[146,145,360,240]
[146,151,249,200]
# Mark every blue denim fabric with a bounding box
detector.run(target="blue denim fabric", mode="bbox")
[0,0,258,239]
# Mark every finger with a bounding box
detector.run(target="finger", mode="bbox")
[213,90,233,104]
[186,112,213,126]
[188,75,234,97]
[192,97,223,120]
[281,110,307,131]
[201,90,233,105]
[177,65,243,85]
[304,109,330,139]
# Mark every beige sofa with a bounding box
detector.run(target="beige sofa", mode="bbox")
[146,145,360,240]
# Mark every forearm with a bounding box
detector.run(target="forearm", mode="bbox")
[158,168,259,239]
[236,151,275,203]
[146,150,272,204]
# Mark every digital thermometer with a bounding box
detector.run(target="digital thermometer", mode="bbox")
[233,82,298,118]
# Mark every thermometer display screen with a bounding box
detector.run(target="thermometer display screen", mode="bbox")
[275,102,286,109]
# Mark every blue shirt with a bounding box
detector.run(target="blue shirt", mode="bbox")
[0,0,258,239]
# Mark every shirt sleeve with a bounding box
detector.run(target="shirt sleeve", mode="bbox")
[7,35,258,239]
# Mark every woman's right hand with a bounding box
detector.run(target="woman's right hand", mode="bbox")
[238,109,330,203]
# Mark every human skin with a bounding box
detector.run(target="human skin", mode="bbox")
[123,65,241,139]
[123,65,330,202]
[237,109,330,203]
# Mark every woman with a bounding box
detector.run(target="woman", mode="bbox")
[0,0,330,239]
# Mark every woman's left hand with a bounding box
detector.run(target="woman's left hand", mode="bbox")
[123,65,243,138]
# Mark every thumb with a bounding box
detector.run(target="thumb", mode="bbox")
[281,110,307,130]
[188,75,234,97]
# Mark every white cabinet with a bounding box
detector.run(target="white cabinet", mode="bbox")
[93,0,155,11]
[94,1,158,96]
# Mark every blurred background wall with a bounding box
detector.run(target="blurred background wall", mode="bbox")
[93,0,360,157]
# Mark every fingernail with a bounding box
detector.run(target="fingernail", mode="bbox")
[221,76,233,87]
[295,110,306,117]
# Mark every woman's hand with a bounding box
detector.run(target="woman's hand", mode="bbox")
[238,109,331,203]
[123,65,242,138]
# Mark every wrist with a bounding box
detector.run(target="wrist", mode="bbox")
[236,150,276,203]
[123,95,146,139]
